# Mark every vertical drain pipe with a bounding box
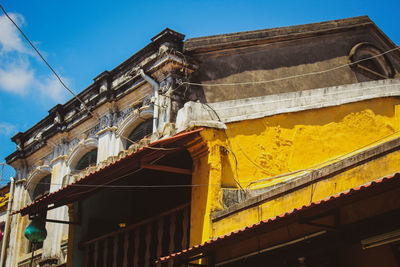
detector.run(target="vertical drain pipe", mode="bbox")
[139,69,159,134]
[0,177,15,267]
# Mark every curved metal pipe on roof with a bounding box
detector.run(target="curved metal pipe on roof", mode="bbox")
[139,69,159,134]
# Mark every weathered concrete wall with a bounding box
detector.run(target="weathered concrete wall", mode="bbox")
[188,96,400,245]
[211,146,400,237]
[190,28,399,103]
[224,97,400,186]
[188,130,224,246]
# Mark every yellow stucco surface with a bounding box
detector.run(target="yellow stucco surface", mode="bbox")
[226,97,400,187]
[190,130,225,246]
[0,192,9,210]
[212,148,400,237]
[190,97,400,244]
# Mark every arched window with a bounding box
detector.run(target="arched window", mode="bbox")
[33,174,51,201]
[125,119,153,149]
[75,148,98,171]
[349,42,395,82]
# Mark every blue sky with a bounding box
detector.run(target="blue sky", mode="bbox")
[0,0,399,182]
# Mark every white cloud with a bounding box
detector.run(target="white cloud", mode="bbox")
[37,76,69,103]
[0,122,17,136]
[0,13,69,103]
[0,61,34,94]
[0,13,30,55]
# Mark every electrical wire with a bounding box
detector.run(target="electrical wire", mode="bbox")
[0,3,89,114]
[200,103,246,191]
[246,125,400,189]
[201,103,270,174]
[182,46,400,87]
[200,88,400,191]
[0,3,172,153]
[26,181,225,188]
[4,3,400,194]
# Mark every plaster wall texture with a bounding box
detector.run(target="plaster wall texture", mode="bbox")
[189,130,224,246]
[176,79,400,131]
[212,147,400,237]
[6,80,158,266]
[6,19,400,264]
[191,29,400,103]
[188,95,400,245]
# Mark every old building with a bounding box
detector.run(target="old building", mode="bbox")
[0,182,11,266]
[7,16,400,266]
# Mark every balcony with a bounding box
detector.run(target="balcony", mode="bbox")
[82,203,190,267]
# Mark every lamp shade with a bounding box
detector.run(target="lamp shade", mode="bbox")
[24,218,47,243]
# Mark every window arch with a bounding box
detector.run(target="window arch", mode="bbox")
[32,174,51,201]
[125,119,153,149]
[75,148,98,171]
[349,42,395,82]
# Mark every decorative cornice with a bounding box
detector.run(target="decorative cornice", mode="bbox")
[176,79,400,131]
[15,179,27,185]
[96,126,118,137]
[50,155,68,165]
[6,28,186,164]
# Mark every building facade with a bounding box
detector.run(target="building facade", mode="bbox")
[7,16,400,266]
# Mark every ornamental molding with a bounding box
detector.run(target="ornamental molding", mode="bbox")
[26,165,52,192]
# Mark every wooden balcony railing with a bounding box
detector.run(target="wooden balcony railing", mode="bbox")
[82,203,190,267]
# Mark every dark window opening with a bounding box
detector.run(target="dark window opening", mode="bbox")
[125,119,153,149]
[33,174,51,201]
[75,148,98,171]
[349,43,395,82]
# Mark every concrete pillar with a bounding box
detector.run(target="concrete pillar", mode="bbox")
[97,127,118,162]
[42,156,68,261]
[111,131,123,157]
[5,181,27,267]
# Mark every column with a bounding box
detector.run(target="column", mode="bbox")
[42,155,68,260]
[96,126,118,163]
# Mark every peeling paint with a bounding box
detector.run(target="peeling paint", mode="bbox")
[190,97,400,244]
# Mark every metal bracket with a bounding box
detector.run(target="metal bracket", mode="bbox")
[44,218,79,225]
[29,208,80,225]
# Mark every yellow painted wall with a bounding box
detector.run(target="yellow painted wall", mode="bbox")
[189,130,225,246]
[223,97,400,188]
[189,97,400,244]
[0,192,9,211]
[212,148,400,237]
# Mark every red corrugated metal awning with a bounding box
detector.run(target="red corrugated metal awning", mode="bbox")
[16,128,203,216]
[156,172,400,264]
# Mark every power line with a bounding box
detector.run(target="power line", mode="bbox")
[3,4,400,192]
[27,181,226,188]
[199,82,400,190]
[0,3,88,113]
[181,46,400,87]
[0,3,168,152]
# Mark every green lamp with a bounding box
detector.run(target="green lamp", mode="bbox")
[24,217,47,243]
[24,217,47,267]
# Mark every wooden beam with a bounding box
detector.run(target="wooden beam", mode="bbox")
[141,163,192,175]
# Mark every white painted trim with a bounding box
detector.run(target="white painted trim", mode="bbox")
[66,138,98,168]
[26,165,52,192]
[176,79,400,131]
[116,108,153,141]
